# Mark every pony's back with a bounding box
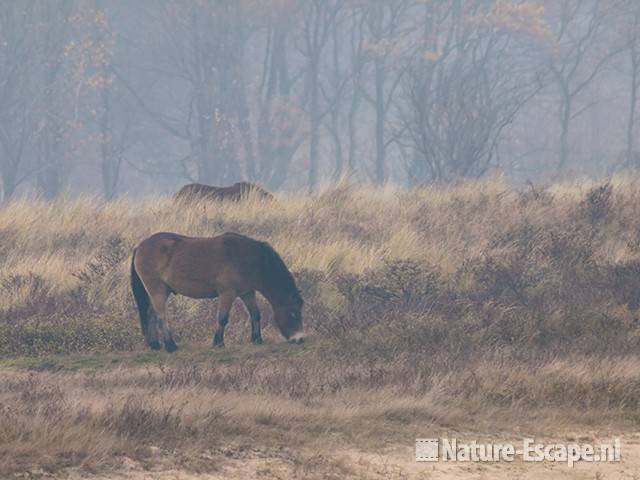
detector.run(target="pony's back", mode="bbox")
[174,183,217,201]
[174,182,273,202]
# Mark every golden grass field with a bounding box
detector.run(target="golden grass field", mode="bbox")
[3,177,640,478]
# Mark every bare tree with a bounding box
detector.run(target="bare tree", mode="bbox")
[64,2,135,200]
[297,0,341,189]
[119,1,254,185]
[1,0,638,196]
[0,3,38,199]
[322,18,349,180]
[33,1,77,199]
[360,0,410,184]
[399,0,546,183]
[257,1,306,189]
[345,5,367,176]
[612,1,640,171]
[545,0,623,171]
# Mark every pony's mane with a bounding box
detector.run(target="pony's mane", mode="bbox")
[258,241,302,304]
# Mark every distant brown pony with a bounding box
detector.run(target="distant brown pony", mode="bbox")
[175,182,274,202]
[130,232,304,352]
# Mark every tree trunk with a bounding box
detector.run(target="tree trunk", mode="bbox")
[374,56,385,184]
[347,90,359,175]
[330,23,343,180]
[196,90,214,183]
[37,136,62,199]
[331,115,343,180]
[1,158,18,201]
[100,85,118,200]
[308,60,320,190]
[627,52,638,167]
[558,95,571,172]
[236,76,255,180]
[37,63,64,199]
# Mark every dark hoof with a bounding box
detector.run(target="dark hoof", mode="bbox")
[288,337,304,345]
[213,331,225,347]
[164,339,178,353]
[149,340,162,351]
[252,337,263,345]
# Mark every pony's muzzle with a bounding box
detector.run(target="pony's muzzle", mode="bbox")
[288,332,305,345]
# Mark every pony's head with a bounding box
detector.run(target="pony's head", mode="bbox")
[274,294,304,344]
[258,240,304,343]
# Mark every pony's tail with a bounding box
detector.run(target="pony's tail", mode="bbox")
[130,249,151,338]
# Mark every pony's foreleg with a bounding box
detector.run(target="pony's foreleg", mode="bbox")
[213,290,236,347]
[149,287,177,353]
[157,315,178,353]
[240,291,263,345]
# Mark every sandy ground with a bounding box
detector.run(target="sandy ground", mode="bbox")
[57,436,640,479]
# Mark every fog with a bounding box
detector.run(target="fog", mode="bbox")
[0,0,635,199]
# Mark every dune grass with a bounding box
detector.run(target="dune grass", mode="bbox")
[2,176,640,476]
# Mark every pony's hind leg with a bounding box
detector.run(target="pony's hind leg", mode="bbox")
[213,290,236,347]
[145,311,161,350]
[240,291,263,344]
[148,283,178,353]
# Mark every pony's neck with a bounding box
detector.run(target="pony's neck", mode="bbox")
[256,281,287,309]
[255,243,299,308]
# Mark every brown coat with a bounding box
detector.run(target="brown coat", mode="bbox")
[174,182,274,202]
[131,232,303,352]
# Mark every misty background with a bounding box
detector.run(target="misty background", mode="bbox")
[0,0,637,199]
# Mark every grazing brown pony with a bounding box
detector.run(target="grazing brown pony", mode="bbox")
[175,182,274,202]
[130,232,304,352]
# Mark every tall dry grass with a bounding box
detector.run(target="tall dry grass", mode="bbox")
[1,176,640,356]
[3,177,640,476]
